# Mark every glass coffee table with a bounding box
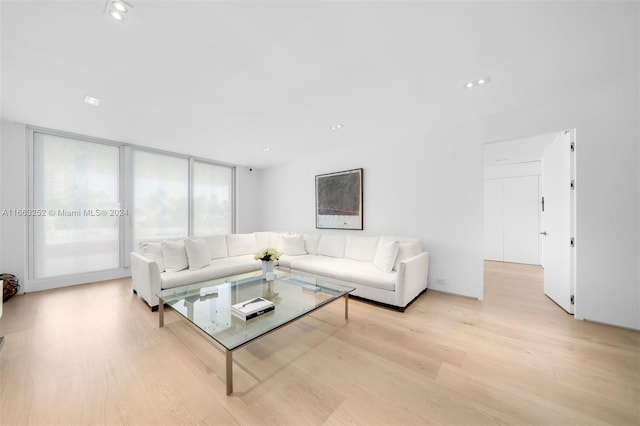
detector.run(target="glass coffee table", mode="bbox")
[156,269,355,395]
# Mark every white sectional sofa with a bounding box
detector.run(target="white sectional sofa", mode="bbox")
[130,232,429,311]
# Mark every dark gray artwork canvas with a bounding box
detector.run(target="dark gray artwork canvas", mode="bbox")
[316,168,363,229]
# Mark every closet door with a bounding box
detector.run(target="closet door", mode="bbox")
[484,179,504,261]
[503,176,540,264]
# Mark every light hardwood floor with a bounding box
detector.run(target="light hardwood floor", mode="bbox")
[1,261,638,425]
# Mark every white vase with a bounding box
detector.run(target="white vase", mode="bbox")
[262,260,274,281]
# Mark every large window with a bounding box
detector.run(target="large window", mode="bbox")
[133,151,189,241]
[29,129,236,285]
[32,133,120,278]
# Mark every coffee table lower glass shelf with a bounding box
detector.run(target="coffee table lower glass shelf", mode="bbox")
[156,269,355,395]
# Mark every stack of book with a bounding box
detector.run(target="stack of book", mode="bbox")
[231,297,275,320]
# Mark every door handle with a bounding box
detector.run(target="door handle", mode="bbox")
[540,231,547,236]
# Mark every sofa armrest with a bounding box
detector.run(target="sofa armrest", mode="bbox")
[130,252,162,310]
[396,252,430,307]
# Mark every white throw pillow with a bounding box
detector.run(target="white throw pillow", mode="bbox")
[161,240,189,273]
[226,233,259,257]
[281,234,307,256]
[272,233,285,252]
[184,238,211,270]
[373,240,400,273]
[345,235,380,262]
[201,235,228,259]
[303,233,321,255]
[316,234,346,258]
[393,241,421,271]
[140,242,165,272]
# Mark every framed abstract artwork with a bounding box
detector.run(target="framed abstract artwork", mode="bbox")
[315,168,363,230]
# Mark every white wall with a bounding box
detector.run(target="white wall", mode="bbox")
[256,76,639,330]
[256,124,485,300]
[0,121,27,287]
[236,166,260,233]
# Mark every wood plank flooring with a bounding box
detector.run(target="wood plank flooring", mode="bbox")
[1,261,638,425]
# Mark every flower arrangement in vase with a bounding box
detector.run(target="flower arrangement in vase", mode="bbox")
[254,248,281,281]
[254,248,282,262]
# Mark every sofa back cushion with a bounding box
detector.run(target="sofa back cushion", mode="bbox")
[316,234,346,258]
[226,233,259,257]
[201,235,228,259]
[281,234,307,256]
[382,236,422,271]
[184,238,211,270]
[161,240,189,273]
[254,232,273,250]
[373,239,400,272]
[303,233,321,255]
[140,242,166,272]
[345,235,380,262]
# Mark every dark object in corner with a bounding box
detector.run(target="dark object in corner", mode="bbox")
[2,273,20,302]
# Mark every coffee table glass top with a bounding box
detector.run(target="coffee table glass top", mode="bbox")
[156,269,355,351]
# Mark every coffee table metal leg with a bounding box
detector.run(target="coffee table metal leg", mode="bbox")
[159,298,164,327]
[344,294,349,320]
[226,349,233,395]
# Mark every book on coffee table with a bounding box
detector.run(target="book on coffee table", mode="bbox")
[231,297,275,320]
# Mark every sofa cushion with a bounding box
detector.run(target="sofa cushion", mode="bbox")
[345,235,379,262]
[254,232,273,249]
[373,239,400,273]
[281,234,307,256]
[200,235,228,260]
[272,233,285,252]
[184,238,211,270]
[140,242,165,272]
[162,240,189,273]
[395,241,422,271]
[303,233,321,255]
[382,237,422,271]
[290,255,396,291]
[316,235,346,258]
[226,233,258,257]
[277,254,293,268]
[161,255,260,289]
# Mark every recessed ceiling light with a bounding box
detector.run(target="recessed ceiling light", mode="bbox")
[84,95,100,106]
[464,76,491,89]
[105,0,132,22]
[262,147,271,152]
[331,124,343,130]
[109,10,124,21]
[112,1,128,13]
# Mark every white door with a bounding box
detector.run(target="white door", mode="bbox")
[504,175,540,265]
[484,179,504,261]
[541,129,575,314]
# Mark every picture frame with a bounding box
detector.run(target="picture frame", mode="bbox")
[315,168,363,230]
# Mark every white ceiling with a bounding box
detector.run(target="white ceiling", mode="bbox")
[1,1,637,168]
